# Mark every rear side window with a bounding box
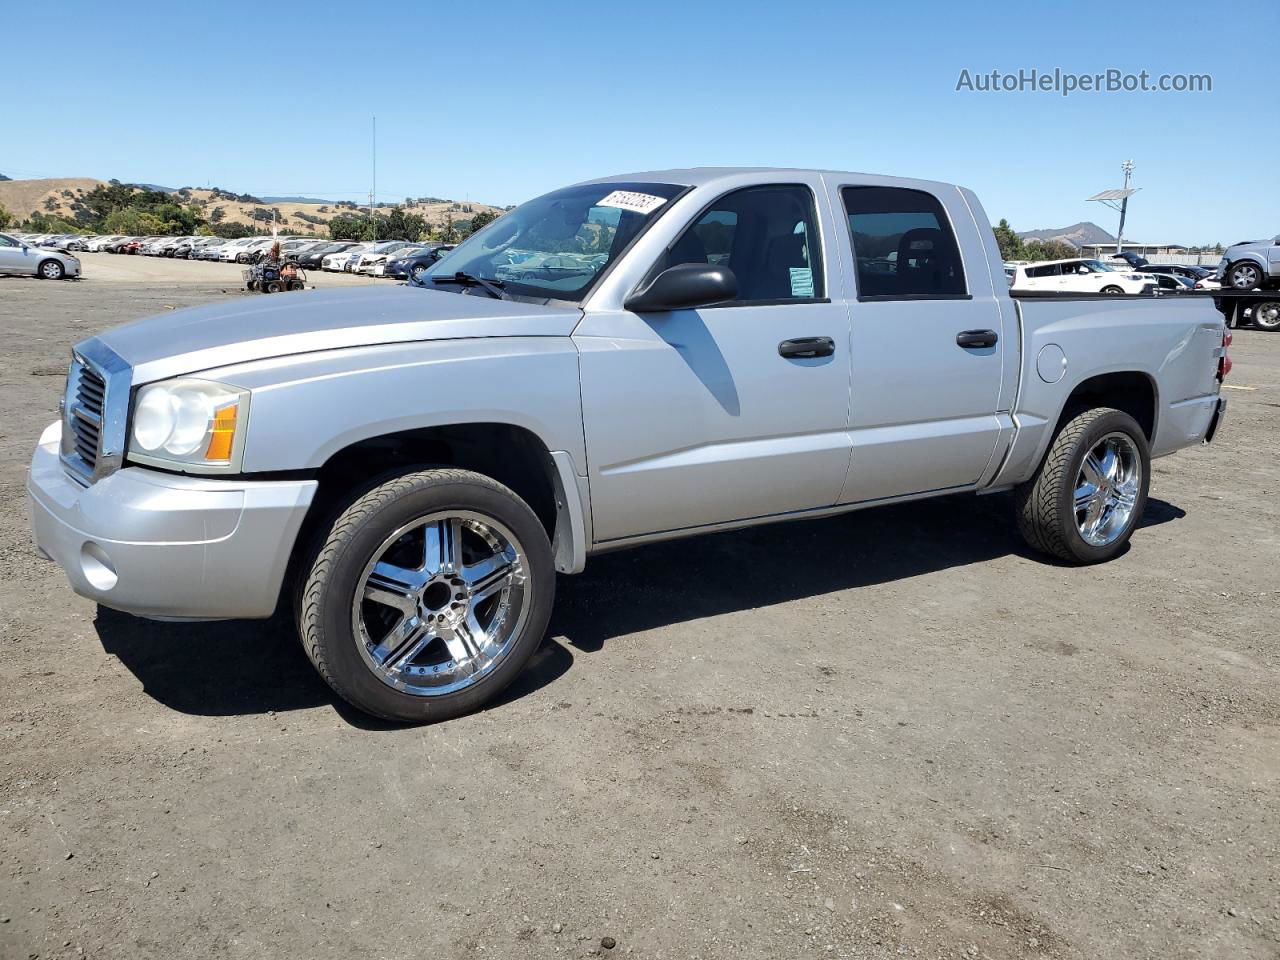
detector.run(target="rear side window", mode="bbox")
[1024,264,1059,278]
[842,187,966,298]
[663,184,825,303]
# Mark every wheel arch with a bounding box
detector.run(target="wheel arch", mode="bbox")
[1052,369,1158,443]
[290,421,588,590]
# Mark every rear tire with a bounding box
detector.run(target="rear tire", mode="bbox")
[265,280,281,293]
[297,468,555,723]
[1250,300,1280,331]
[1015,407,1150,564]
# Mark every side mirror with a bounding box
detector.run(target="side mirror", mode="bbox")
[624,263,738,313]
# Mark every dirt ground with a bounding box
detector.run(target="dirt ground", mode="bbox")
[1,280,1277,960]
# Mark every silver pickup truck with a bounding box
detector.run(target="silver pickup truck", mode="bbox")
[28,168,1230,722]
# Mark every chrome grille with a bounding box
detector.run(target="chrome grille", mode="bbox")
[59,340,131,486]
[68,364,105,470]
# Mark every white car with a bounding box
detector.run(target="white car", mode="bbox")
[362,243,426,276]
[218,237,264,262]
[322,243,371,271]
[85,235,124,252]
[1011,258,1154,295]
[354,241,416,274]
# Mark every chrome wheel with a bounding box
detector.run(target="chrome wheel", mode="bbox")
[1252,301,1280,330]
[352,511,529,697]
[1074,432,1142,547]
[1230,264,1260,289]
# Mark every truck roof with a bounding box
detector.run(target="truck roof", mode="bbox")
[579,167,967,196]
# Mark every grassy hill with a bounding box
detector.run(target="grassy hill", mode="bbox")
[0,178,502,235]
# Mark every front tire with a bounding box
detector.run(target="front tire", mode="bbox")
[1015,407,1150,564]
[1101,285,1124,295]
[1226,261,1263,290]
[38,259,65,280]
[298,468,555,723]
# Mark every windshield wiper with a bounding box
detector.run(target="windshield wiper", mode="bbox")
[428,271,510,300]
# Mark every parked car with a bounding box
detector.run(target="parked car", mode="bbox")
[1150,273,1196,293]
[362,243,426,276]
[0,233,81,279]
[85,235,124,253]
[387,244,455,281]
[1215,236,1280,290]
[27,168,1229,724]
[351,240,415,273]
[1136,264,1219,291]
[1011,258,1154,295]
[322,244,370,271]
[295,241,361,270]
[218,237,268,262]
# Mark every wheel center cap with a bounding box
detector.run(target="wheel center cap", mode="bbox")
[420,579,454,613]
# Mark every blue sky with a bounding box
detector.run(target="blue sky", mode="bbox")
[4,0,1275,244]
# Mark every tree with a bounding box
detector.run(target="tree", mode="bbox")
[466,210,499,237]
[992,219,1024,261]
[104,208,166,235]
[0,202,13,230]
[328,213,368,240]
[210,222,254,239]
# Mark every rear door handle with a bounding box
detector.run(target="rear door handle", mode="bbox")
[778,337,835,359]
[956,329,999,349]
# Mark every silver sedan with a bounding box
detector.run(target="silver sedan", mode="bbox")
[0,233,81,279]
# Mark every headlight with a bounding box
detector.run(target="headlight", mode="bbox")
[128,378,249,472]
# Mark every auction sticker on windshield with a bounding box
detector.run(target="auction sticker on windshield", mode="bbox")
[598,190,668,215]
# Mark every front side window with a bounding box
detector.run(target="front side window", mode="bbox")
[842,186,966,298]
[659,184,824,303]
[426,181,686,303]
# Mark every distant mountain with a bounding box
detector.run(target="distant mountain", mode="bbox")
[260,195,341,205]
[0,173,11,182]
[129,182,179,193]
[1017,221,1116,248]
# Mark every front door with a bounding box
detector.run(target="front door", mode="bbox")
[577,183,853,543]
[0,234,25,275]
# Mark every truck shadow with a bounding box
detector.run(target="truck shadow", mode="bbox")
[93,493,1184,726]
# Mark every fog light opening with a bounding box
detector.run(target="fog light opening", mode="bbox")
[80,542,118,591]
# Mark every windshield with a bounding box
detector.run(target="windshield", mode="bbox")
[426,181,686,301]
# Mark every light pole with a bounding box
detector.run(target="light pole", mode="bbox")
[1086,161,1139,259]
[1115,160,1134,255]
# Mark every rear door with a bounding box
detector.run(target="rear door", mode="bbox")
[827,181,1011,503]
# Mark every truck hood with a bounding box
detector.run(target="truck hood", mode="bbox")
[93,285,582,384]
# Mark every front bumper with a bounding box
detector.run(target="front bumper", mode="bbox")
[64,259,81,277]
[27,422,317,620]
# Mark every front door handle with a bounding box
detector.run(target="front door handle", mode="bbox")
[956,329,999,349]
[778,336,835,359]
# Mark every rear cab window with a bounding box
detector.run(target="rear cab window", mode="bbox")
[841,187,967,299]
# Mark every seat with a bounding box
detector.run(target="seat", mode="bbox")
[895,227,956,295]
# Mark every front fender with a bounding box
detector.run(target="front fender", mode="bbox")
[197,338,588,476]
